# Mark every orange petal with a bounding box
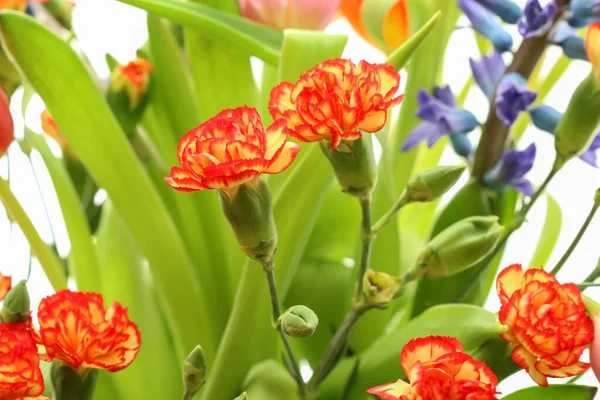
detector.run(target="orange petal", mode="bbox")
[264,142,301,174]
[358,109,387,132]
[0,273,11,301]
[340,0,383,50]
[264,119,289,160]
[512,345,548,387]
[522,268,557,287]
[165,167,205,192]
[535,359,590,378]
[269,82,296,121]
[496,264,524,304]
[400,336,463,376]
[383,0,410,49]
[366,378,411,399]
[586,23,600,83]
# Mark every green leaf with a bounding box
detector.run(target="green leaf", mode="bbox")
[95,202,180,400]
[25,130,100,292]
[319,304,505,399]
[386,11,442,70]
[529,195,562,269]
[503,385,598,400]
[0,11,214,359]
[117,0,283,65]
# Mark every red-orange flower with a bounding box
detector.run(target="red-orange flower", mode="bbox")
[40,109,70,152]
[496,264,594,386]
[367,336,499,400]
[35,290,141,372]
[0,272,10,301]
[0,322,45,399]
[269,58,403,149]
[586,22,600,84]
[0,87,13,158]
[110,58,152,110]
[165,106,300,194]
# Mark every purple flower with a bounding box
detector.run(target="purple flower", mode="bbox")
[476,0,523,24]
[495,73,537,127]
[459,0,514,52]
[469,52,506,99]
[531,105,600,167]
[402,86,478,157]
[484,143,536,196]
[518,0,558,38]
[571,0,600,20]
[579,134,600,167]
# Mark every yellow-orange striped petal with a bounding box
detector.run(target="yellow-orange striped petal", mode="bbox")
[496,263,524,304]
[400,336,463,375]
[586,23,600,84]
[0,272,10,301]
[383,1,410,49]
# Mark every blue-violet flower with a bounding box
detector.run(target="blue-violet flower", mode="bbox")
[484,143,537,196]
[470,52,506,99]
[518,0,559,38]
[459,0,514,52]
[495,73,538,127]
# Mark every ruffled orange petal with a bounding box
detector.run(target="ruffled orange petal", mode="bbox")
[496,264,524,304]
[400,336,463,376]
[264,142,301,174]
[512,345,548,387]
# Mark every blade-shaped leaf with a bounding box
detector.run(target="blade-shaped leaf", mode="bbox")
[118,0,283,65]
[0,11,214,359]
[386,11,442,70]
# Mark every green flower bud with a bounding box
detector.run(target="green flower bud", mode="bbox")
[360,270,403,307]
[183,345,206,396]
[51,360,98,400]
[1,280,31,323]
[319,134,377,199]
[234,392,248,400]
[277,305,319,338]
[554,73,600,169]
[416,216,504,279]
[405,164,466,203]
[218,178,278,266]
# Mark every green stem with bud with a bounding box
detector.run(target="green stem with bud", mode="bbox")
[550,190,600,275]
[356,195,374,296]
[263,264,305,397]
[371,192,409,236]
[456,167,559,302]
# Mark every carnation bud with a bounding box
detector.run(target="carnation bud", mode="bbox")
[404,164,466,203]
[218,178,277,266]
[0,280,31,323]
[319,134,377,199]
[234,392,248,400]
[554,73,600,169]
[51,360,99,400]
[359,270,403,307]
[416,216,504,278]
[182,345,206,396]
[0,87,14,158]
[108,58,152,137]
[277,305,318,338]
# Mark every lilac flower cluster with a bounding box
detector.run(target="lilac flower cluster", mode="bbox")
[401,0,600,197]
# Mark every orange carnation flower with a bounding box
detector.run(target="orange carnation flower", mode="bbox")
[165,106,300,194]
[367,336,499,400]
[496,264,594,386]
[111,58,152,110]
[269,58,403,150]
[35,290,141,372]
[0,87,13,158]
[0,323,45,399]
[0,272,10,301]
[586,22,600,84]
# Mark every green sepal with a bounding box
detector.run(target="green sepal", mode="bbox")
[51,361,99,400]
[386,11,442,70]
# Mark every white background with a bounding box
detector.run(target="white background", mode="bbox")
[1,0,599,396]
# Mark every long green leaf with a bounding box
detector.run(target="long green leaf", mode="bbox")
[529,195,562,269]
[503,385,598,400]
[0,11,214,359]
[96,202,180,400]
[26,130,100,292]
[118,0,283,65]
[386,11,442,70]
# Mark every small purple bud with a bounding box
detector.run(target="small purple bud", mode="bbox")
[476,0,523,24]
[469,52,506,100]
[484,143,536,197]
[449,134,474,158]
[571,0,600,20]
[562,37,588,61]
[530,105,562,134]
[459,0,514,52]
[518,0,559,38]
[495,73,538,127]
[579,133,600,167]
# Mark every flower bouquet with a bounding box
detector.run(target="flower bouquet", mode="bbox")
[0,0,600,399]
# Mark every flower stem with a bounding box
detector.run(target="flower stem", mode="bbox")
[456,167,558,302]
[371,192,409,236]
[356,195,374,296]
[0,177,67,290]
[584,258,600,283]
[550,192,600,275]
[263,265,305,396]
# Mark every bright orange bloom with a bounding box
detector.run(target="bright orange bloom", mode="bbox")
[340,0,410,53]
[0,272,10,301]
[0,88,13,158]
[35,290,141,372]
[586,22,600,84]
[269,58,403,150]
[367,336,499,400]
[111,58,152,110]
[165,106,300,194]
[0,323,45,399]
[0,0,49,10]
[40,109,70,152]
[496,264,594,386]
